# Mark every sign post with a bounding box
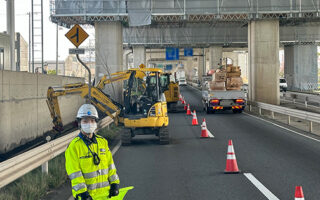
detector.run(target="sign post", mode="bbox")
[65,24,91,101]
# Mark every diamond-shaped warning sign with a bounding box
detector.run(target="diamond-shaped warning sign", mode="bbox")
[65,24,89,48]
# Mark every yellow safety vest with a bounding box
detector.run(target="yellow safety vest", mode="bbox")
[65,133,120,198]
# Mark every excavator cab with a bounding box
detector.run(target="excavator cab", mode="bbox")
[121,69,169,145]
[160,73,179,112]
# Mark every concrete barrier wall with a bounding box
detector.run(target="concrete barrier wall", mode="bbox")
[0,70,85,154]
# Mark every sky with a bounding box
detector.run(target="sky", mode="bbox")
[0,0,94,61]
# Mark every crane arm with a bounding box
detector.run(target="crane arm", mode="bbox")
[46,82,123,132]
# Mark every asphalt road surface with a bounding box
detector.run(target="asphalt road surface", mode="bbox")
[114,85,320,200]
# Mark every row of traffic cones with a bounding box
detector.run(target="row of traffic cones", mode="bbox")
[180,95,193,117]
[183,96,212,138]
[191,109,213,138]
[182,94,305,199]
[180,95,192,116]
[182,95,237,172]
[224,140,306,199]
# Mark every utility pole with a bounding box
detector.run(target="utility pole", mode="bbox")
[56,24,58,75]
[31,0,34,73]
[41,0,44,74]
[6,0,15,71]
[28,12,31,72]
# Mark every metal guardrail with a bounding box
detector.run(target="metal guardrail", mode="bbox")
[187,81,201,90]
[0,114,115,189]
[282,91,320,108]
[248,101,320,133]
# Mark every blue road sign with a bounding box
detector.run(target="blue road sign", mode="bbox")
[165,64,173,71]
[184,48,193,56]
[166,48,179,60]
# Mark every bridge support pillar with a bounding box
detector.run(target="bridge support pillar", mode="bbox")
[185,57,193,81]
[284,45,318,91]
[209,46,223,69]
[133,46,146,68]
[198,49,205,83]
[248,20,280,105]
[95,21,123,102]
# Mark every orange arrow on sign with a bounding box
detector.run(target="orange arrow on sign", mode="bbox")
[65,24,89,48]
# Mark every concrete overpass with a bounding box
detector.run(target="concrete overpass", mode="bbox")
[50,0,320,105]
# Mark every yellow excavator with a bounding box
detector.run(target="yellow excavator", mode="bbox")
[46,67,169,145]
[160,73,179,112]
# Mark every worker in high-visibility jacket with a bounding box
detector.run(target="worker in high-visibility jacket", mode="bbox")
[65,104,120,200]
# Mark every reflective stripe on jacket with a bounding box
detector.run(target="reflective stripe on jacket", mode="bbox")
[65,134,120,198]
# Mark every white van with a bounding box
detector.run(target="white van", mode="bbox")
[179,79,187,86]
[280,78,287,92]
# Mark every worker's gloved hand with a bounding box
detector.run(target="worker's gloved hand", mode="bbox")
[109,183,120,198]
[76,191,92,200]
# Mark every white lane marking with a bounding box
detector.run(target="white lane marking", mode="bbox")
[244,112,320,143]
[68,140,122,199]
[111,140,122,156]
[207,129,215,138]
[244,173,280,200]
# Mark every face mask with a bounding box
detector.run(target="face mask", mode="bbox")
[81,122,97,134]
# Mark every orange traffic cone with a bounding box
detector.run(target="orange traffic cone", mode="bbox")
[184,102,187,110]
[224,140,240,174]
[201,119,209,138]
[294,186,305,200]
[181,97,185,105]
[186,104,191,115]
[192,110,198,125]
[200,118,214,138]
[179,94,183,101]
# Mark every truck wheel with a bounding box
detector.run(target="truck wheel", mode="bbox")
[232,110,238,114]
[206,106,210,114]
[159,127,169,145]
[206,106,214,114]
[238,110,243,113]
[121,128,132,146]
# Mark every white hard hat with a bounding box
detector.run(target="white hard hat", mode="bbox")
[77,104,99,119]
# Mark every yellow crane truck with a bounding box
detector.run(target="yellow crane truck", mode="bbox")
[46,67,169,145]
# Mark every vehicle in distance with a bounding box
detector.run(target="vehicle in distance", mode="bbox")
[280,78,287,92]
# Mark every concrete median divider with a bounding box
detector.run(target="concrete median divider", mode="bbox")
[0,70,85,154]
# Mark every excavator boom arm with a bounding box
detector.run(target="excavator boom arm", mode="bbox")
[46,83,122,131]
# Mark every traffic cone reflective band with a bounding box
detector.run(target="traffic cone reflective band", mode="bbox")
[201,119,208,138]
[224,140,240,174]
[186,104,191,115]
[192,110,198,125]
[294,186,305,200]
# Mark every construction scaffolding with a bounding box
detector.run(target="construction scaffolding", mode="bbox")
[50,0,320,27]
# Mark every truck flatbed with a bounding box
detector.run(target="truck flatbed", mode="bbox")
[202,89,246,114]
